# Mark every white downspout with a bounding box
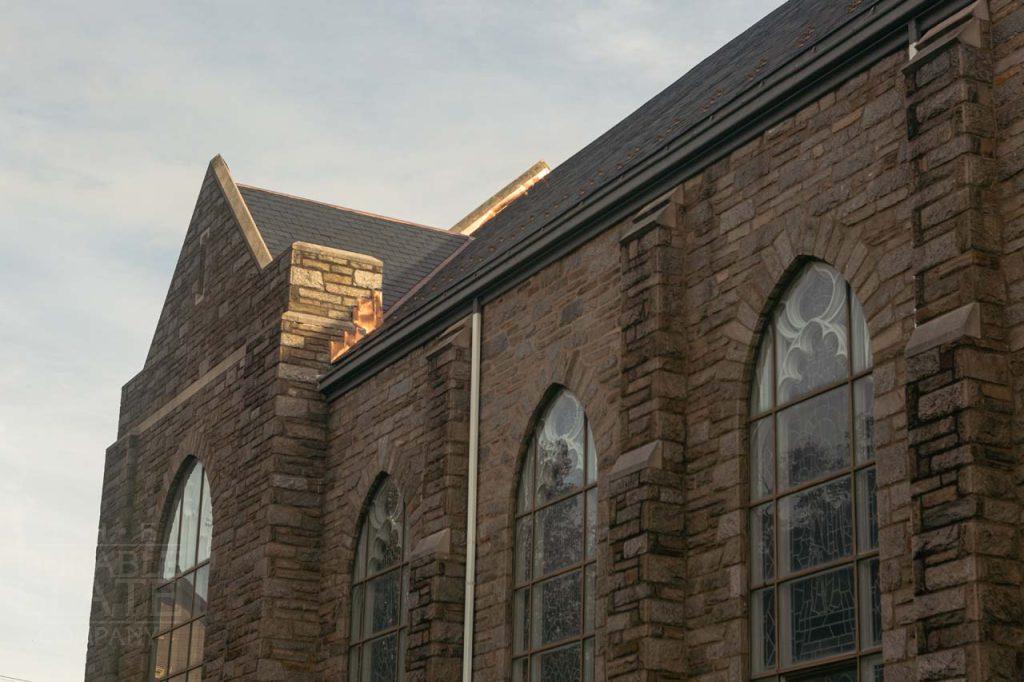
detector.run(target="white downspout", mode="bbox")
[462,301,482,681]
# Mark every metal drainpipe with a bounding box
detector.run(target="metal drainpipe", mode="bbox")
[462,300,482,681]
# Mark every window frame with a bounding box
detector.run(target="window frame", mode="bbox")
[748,264,881,681]
[148,459,212,682]
[511,389,598,681]
[347,478,409,682]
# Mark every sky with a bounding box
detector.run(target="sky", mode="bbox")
[0,1,783,679]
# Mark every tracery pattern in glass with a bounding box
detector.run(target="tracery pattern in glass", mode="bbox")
[149,459,212,682]
[349,477,408,682]
[514,389,597,681]
[749,262,879,681]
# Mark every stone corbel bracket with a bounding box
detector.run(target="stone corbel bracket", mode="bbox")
[905,301,981,357]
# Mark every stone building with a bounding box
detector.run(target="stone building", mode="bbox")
[85,0,1024,680]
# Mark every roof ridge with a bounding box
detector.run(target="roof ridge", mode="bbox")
[236,183,468,238]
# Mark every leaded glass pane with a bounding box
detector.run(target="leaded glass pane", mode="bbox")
[169,625,190,675]
[851,293,872,374]
[354,527,367,581]
[513,588,529,653]
[367,481,403,574]
[398,630,407,682]
[197,477,212,563]
[154,582,174,632]
[531,642,582,682]
[858,559,881,648]
[187,670,201,682]
[751,328,774,415]
[174,572,196,626]
[751,587,776,674]
[861,654,883,682]
[782,566,856,665]
[774,263,850,404]
[535,392,586,505]
[856,467,878,551]
[152,632,171,679]
[350,584,363,641]
[364,570,401,635]
[188,618,205,666]
[177,466,202,574]
[194,565,209,616]
[779,477,853,577]
[512,658,528,682]
[363,634,398,682]
[751,502,775,585]
[778,386,851,490]
[534,494,583,577]
[349,648,360,682]
[585,487,597,560]
[586,422,597,485]
[584,563,596,633]
[517,444,535,513]
[751,417,774,500]
[532,570,582,647]
[162,502,181,580]
[854,376,875,464]
[515,516,532,584]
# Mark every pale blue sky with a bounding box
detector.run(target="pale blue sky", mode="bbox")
[0,1,783,678]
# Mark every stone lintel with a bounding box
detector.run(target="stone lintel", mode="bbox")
[906,302,981,357]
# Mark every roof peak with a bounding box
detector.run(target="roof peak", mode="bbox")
[236,183,466,238]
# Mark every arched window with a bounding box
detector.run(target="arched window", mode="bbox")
[749,262,880,681]
[149,459,213,681]
[512,389,597,681]
[349,477,408,682]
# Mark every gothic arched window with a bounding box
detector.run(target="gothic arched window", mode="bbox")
[349,477,408,682]
[749,262,880,681]
[149,458,213,681]
[512,389,598,681]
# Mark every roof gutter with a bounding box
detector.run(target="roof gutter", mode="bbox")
[320,0,971,400]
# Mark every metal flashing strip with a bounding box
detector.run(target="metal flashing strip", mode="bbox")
[319,0,972,400]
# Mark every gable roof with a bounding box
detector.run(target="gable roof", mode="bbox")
[238,185,468,309]
[321,0,970,396]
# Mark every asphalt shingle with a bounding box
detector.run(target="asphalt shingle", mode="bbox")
[238,186,468,309]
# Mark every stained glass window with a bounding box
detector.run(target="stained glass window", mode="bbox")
[349,477,408,682]
[149,459,212,682]
[749,262,880,682]
[513,389,597,682]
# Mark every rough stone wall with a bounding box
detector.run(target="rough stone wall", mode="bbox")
[85,162,383,681]
[472,227,623,680]
[320,320,471,681]
[667,46,917,681]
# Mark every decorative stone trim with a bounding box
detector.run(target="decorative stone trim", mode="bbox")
[409,528,452,561]
[905,302,981,356]
[209,155,273,268]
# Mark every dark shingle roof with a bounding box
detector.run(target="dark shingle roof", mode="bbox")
[382,0,880,326]
[238,185,468,309]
